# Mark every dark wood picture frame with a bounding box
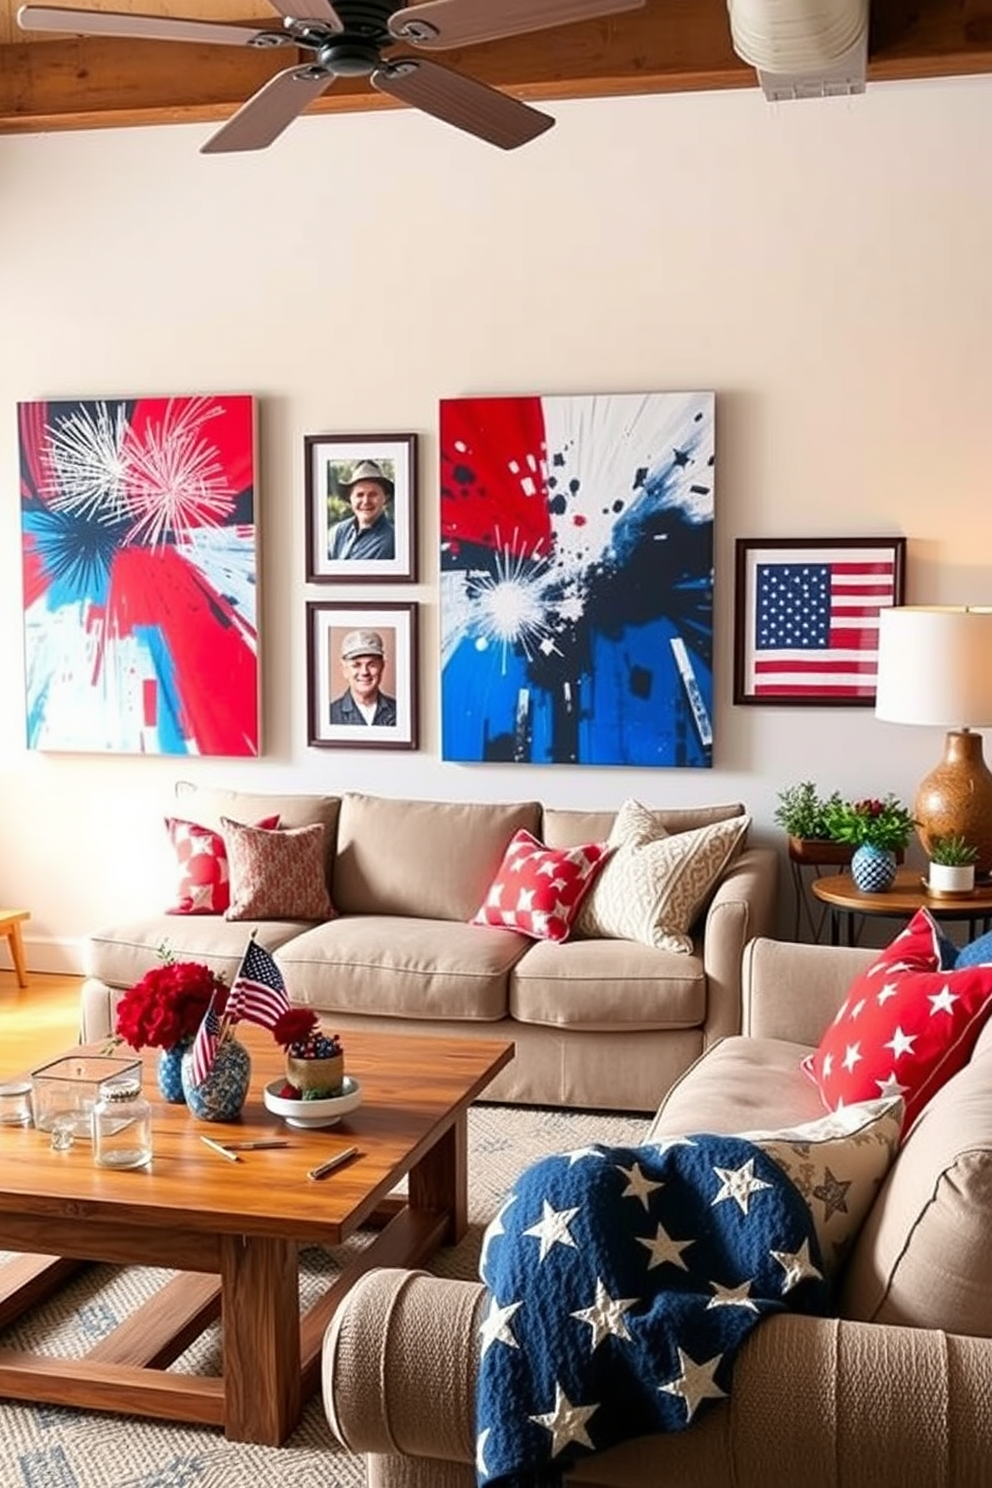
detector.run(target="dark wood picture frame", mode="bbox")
[734,536,906,706]
[304,432,417,583]
[307,601,418,750]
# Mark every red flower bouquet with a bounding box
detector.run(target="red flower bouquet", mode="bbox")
[114,959,229,1051]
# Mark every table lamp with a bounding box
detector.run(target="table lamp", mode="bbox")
[875,606,992,876]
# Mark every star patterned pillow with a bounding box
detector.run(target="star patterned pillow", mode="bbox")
[802,908,992,1129]
[738,1096,904,1274]
[471,830,611,944]
[165,814,279,915]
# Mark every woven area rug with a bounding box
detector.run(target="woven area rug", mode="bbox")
[0,1102,648,1488]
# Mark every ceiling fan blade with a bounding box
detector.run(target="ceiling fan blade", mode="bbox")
[373,57,553,150]
[266,0,343,27]
[388,0,645,50]
[201,66,333,153]
[17,5,289,48]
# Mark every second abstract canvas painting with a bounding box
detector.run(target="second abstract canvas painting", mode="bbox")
[440,391,715,768]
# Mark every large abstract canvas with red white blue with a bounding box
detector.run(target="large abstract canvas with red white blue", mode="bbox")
[440,392,715,767]
[19,395,258,755]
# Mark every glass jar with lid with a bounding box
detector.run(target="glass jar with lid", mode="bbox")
[91,1076,152,1170]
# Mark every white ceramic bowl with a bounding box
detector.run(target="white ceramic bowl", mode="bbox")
[263,1075,362,1129]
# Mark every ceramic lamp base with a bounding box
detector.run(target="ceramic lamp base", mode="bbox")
[916,731,992,877]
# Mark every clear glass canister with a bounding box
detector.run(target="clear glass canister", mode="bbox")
[91,1077,152,1170]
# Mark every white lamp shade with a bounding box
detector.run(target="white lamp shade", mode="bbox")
[875,606,992,727]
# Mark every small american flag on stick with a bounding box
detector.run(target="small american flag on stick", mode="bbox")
[225,938,291,1031]
[190,998,221,1087]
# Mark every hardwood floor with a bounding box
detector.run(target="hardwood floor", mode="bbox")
[0,970,83,1080]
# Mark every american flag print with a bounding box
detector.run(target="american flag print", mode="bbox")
[739,543,902,702]
[226,939,291,1030]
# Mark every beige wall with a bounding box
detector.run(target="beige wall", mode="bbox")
[2,78,991,969]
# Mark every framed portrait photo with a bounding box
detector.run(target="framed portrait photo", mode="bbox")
[734,536,906,706]
[305,432,417,582]
[307,601,418,750]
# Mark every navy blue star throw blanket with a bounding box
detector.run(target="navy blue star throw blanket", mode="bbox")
[475,1135,832,1486]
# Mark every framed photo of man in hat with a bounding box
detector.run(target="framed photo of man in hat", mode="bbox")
[305,432,417,582]
[307,601,418,749]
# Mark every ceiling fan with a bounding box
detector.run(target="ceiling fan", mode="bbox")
[18,0,645,151]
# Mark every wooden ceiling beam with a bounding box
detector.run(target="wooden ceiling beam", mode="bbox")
[0,0,990,136]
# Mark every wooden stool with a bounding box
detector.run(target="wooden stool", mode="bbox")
[0,910,30,988]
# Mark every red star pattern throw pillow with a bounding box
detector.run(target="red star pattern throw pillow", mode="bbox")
[471,830,611,943]
[803,908,992,1129]
[165,815,279,916]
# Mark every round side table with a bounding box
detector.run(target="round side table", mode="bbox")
[811,870,992,947]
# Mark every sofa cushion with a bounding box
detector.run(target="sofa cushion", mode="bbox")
[274,915,526,1021]
[840,1041,992,1337]
[471,830,610,943]
[649,1035,828,1138]
[574,801,750,953]
[222,818,335,922]
[165,814,279,916]
[510,940,707,1031]
[802,908,992,1127]
[333,793,541,921]
[736,1097,904,1276]
[173,781,340,888]
[82,913,308,989]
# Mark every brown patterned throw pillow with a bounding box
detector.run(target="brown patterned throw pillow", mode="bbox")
[221,818,334,922]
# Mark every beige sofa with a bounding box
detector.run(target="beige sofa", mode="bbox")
[79,784,778,1112]
[322,935,992,1486]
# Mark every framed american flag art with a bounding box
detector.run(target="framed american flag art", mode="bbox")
[733,536,907,706]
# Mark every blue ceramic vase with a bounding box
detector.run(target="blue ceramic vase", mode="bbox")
[156,1041,190,1103]
[851,844,897,893]
[180,1038,252,1122]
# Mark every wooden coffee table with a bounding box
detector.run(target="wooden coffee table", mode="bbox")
[0,1025,513,1444]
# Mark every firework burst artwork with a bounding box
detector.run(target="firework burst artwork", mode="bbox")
[440,391,715,768]
[19,394,259,755]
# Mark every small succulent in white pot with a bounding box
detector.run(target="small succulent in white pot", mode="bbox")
[927,834,979,896]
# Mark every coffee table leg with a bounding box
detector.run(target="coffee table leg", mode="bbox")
[219,1233,301,1444]
[408,1114,468,1244]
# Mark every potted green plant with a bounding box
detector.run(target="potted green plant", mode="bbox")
[821,795,917,893]
[926,834,978,897]
[774,782,851,866]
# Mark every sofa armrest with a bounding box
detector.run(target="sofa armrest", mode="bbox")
[323,1269,486,1465]
[742,936,876,1044]
[79,977,119,1044]
[323,1269,992,1488]
[701,846,779,1045]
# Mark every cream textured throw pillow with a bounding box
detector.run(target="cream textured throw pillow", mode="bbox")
[574,799,749,952]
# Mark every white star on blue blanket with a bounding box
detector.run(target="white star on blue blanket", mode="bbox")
[476,1134,831,1485]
